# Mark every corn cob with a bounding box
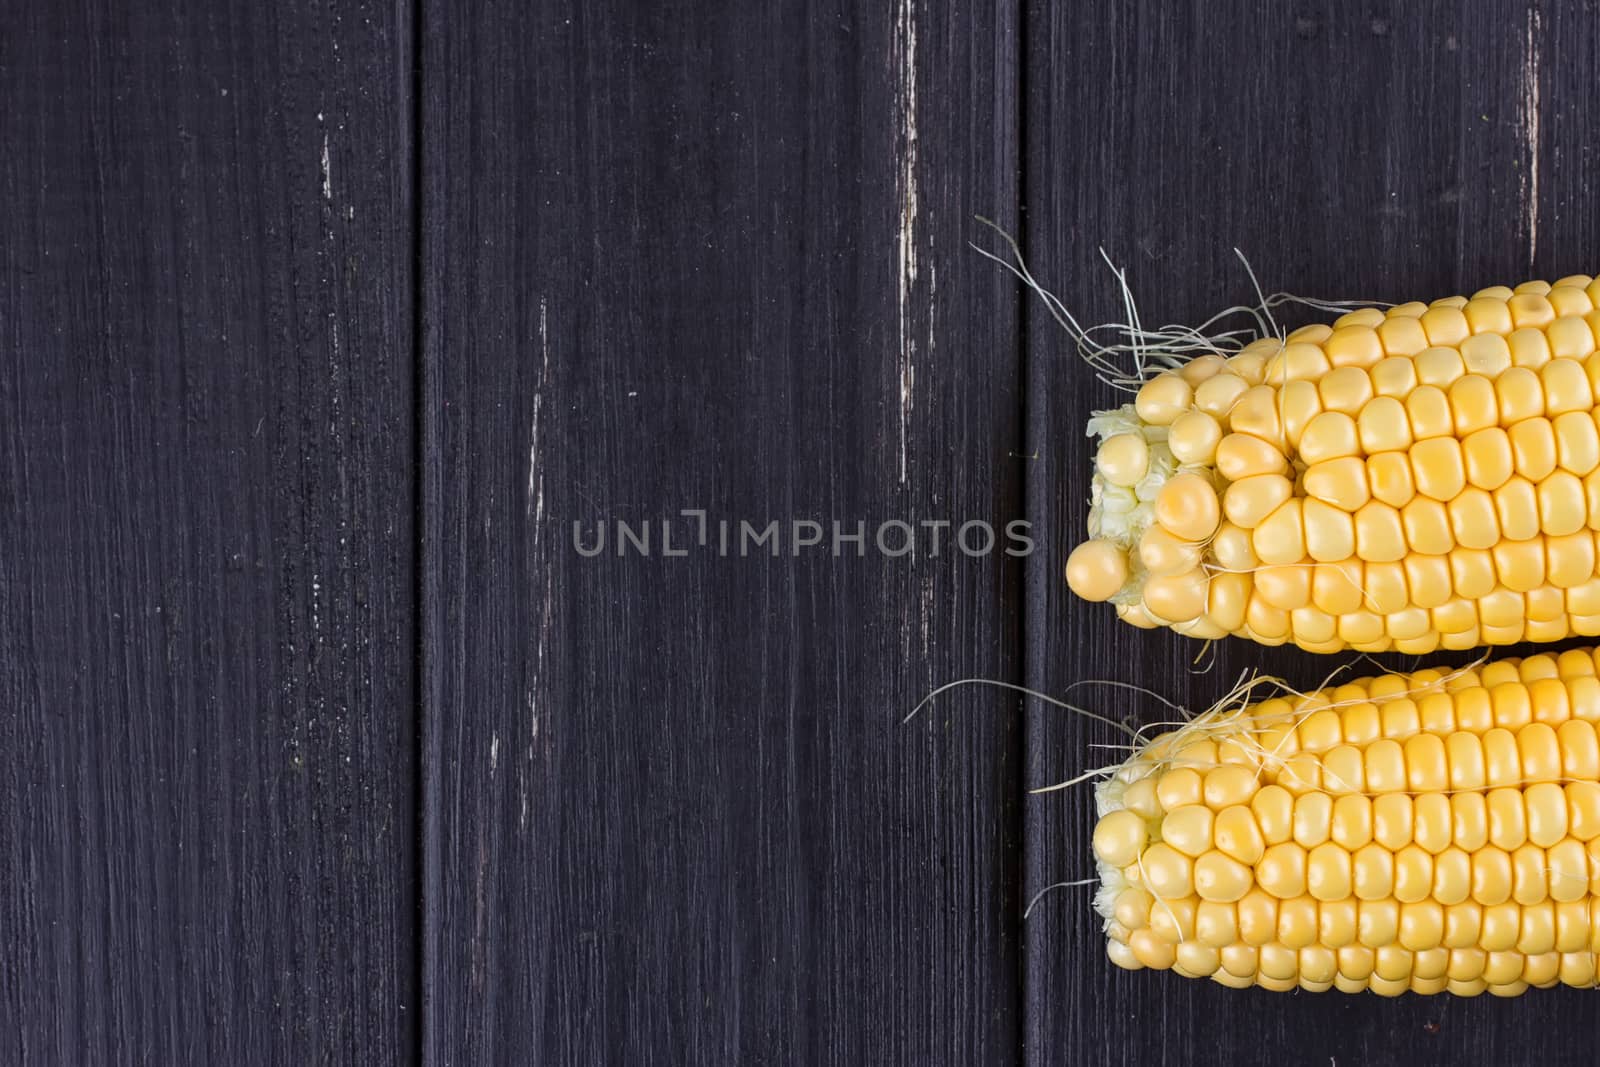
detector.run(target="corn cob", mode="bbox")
[1065,275,1600,653]
[1093,646,1600,996]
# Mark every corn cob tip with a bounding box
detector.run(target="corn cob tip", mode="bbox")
[1070,274,1600,654]
[1088,647,1600,995]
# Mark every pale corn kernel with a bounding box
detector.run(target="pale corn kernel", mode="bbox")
[1134,373,1193,426]
[1215,432,1288,480]
[1542,358,1594,414]
[1292,793,1334,847]
[1357,395,1413,453]
[1257,842,1308,898]
[1324,326,1383,368]
[1452,550,1497,601]
[1254,565,1311,611]
[1304,456,1370,511]
[1420,307,1471,347]
[1447,488,1500,550]
[1555,897,1591,951]
[1446,907,1485,951]
[1414,346,1466,386]
[1210,522,1258,571]
[1554,410,1600,474]
[1450,375,1500,435]
[1168,410,1224,466]
[1317,366,1375,414]
[1353,501,1406,562]
[1143,569,1208,624]
[1251,785,1295,845]
[1367,451,1417,507]
[1492,539,1545,592]
[1547,317,1598,361]
[1560,722,1600,780]
[1227,385,1284,442]
[1266,342,1332,383]
[1401,900,1447,949]
[1307,843,1353,901]
[1338,701,1382,745]
[1331,794,1373,849]
[1395,846,1435,903]
[1538,472,1586,536]
[1401,497,1454,555]
[1567,780,1600,840]
[1377,316,1428,357]
[1214,805,1266,865]
[1139,525,1203,576]
[1462,426,1514,489]
[1370,356,1419,397]
[1492,478,1541,540]
[1156,767,1205,810]
[1205,572,1252,633]
[1141,842,1194,900]
[1496,366,1546,423]
[1304,499,1355,562]
[1405,384,1454,438]
[1488,787,1528,848]
[1547,839,1588,902]
[1413,437,1468,500]
[1320,899,1359,948]
[1364,561,1408,614]
[1413,794,1452,856]
[1451,793,1489,850]
[1508,327,1553,369]
[1511,844,1549,905]
[1299,410,1361,464]
[1510,292,1558,329]
[1179,353,1229,385]
[1379,697,1421,737]
[1361,902,1403,953]
[1155,473,1222,542]
[1253,500,1306,565]
[1464,297,1515,335]
[1461,332,1513,376]
[1418,691,1459,734]
[1195,900,1239,947]
[1194,373,1250,419]
[1446,732,1487,790]
[1194,851,1254,903]
[1223,473,1293,529]
[1161,804,1216,857]
[1585,470,1600,528]
[1244,596,1291,641]
[1510,418,1558,481]
[1406,735,1449,793]
[1524,782,1568,844]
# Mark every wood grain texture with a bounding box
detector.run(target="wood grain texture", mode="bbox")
[1024,2,1600,1064]
[0,1,417,1062]
[419,0,1021,1062]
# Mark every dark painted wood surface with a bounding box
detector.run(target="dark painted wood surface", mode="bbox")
[7,0,1600,1064]
[0,0,417,1063]
[1024,3,1600,1065]
[419,1,1022,1063]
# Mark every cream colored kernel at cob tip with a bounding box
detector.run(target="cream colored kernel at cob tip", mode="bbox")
[1066,274,1600,653]
[1090,647,1600,996]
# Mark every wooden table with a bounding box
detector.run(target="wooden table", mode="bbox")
[4,1,1599,1062]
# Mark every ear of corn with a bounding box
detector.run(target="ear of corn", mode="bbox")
[1093,647,1600,996]
[1065,275,1600,653]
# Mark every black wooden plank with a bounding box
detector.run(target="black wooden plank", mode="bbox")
[1023,2,1600,1065]
[420,0,1021,1061]
[0,1,417,1062]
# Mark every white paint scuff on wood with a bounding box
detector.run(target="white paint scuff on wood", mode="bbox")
[894,0,919,485]
[321,131,332,201]
[529,298,548,526]
[1520,5,1541,264]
